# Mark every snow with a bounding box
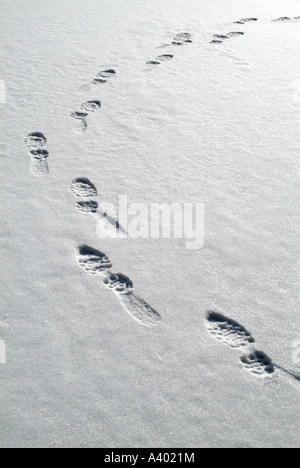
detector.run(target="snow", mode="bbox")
[0,0,299,448]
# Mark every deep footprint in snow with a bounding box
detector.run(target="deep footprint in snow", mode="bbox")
[228,31,245,37]
[156,54,174,62]
[70,177,97,198]
[81,100,101,113]
[174,32,192,41]
[240,350,275,377]
[172,33,193,45]
[119,293,162,327]
[81,69,116,90]
[29,149,49,177]
[147,60,161,65]
[103,273,135,295]
[206,312,300,386]
[71,102,101,131]
[76,200,98,214]
[97,69,116,79]
[213,34,230,40]
[234,18,258,24]
[70,111,88,132]
[213,32,244,40]
[76,245,112,275]
[272,17,292,22]
[93,78,107,85]
[103,273,161,326]
[206,311,255,349]
[24,132,47,148]
[75,244,161,326]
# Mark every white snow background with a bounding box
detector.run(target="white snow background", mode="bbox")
[0,0,299,448]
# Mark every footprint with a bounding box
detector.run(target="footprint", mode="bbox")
[70,177,97,198]
[213,34,230,40]
[174,32,192,42]
[234,18,258,24]
[172,33,193,45]
[24,133,49,176]
[70,111,88,132]
[147,60,161,65]
[240,351,275,377]
[228,31,245,37]
[76,200,99,214]
[211,32,244,43]
[103,273,135,295]
[119,293,162,327]
[103,273,161,326]
[206,311,255,349]
[24,132,47,148]
[71,103,101,132]
[29,149,49,177]
[93,78,107,85]
[81,100,101,113]
[272,17,292,22]
[156,54,174,62]
[75,243,161,326]
[76,245,112,275]
[80,69,116,90]
[97,69,116,78]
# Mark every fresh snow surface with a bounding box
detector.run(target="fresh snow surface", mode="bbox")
[0,0,299,448]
